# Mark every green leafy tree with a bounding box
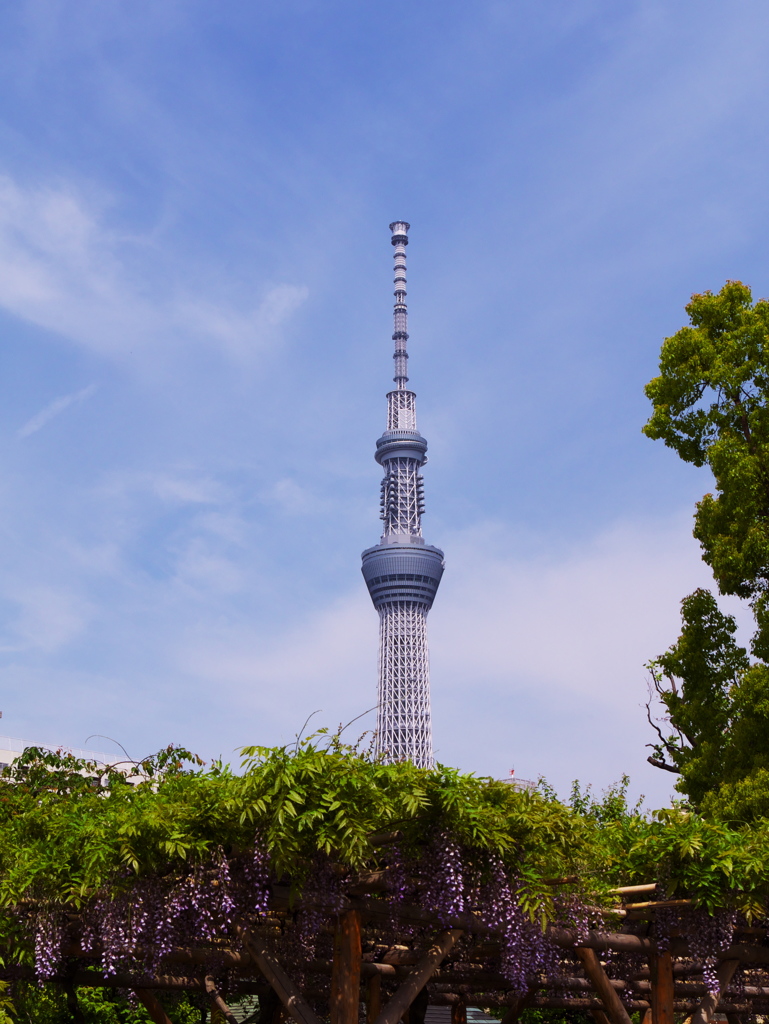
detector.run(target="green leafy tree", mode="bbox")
[644,589,762,806]
[644,280,769,601]
[643,281,769,816]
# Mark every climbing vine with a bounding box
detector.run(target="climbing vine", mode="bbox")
[2,735,769,995]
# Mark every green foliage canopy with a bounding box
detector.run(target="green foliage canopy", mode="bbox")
[3,739,769,941]
[643,281,769,817]
[644,280,769,601]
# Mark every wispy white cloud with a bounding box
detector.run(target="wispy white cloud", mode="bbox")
[431,514,749,702]
[265,478,314,515]
[99,470,229,506]
[17,382,98,438]
[0,585,93,653]
[176,590,375,703]
[178,285,309,361]
[0,175,308,362]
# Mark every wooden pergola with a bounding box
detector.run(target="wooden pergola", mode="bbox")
[6,871,769,1024]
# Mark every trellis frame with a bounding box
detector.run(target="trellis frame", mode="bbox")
[6,874,769,1024]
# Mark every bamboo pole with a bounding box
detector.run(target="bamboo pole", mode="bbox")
[575,947,633,1024]
[371,930,463,1024]
[649,949,674,1024]
[330,910,362,1024]
[626,900,692,911]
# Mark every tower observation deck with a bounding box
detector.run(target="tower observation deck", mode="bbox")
[361,222,444,769]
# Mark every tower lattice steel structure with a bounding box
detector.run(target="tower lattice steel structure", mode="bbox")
[361,222,444,768]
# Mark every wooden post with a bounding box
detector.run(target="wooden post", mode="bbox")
[371,930,463,1024]
[330,910,362,1024]
[591,1011,612,1024]
[367,973,382,1022]
[451,996,467,1024]
[691,959,740,1024]
[640,1009,652,1024]
[575,947,633,1024]
[135,989,174,1024]
[649,949,674,1024]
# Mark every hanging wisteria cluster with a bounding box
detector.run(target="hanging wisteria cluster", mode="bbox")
[682,908,738,993]
[421,831,465,925]
[31,841,271,981]
[281,856,347,976]
[654,902,739,994]
[476,854,559,994]
[385,830,567,995]
[26,826,582,997]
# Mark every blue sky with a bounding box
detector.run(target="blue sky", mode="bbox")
[0,0,766,806]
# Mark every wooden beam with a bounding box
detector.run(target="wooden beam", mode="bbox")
[77,972,205,991]
[575,947,633,1024]
[590,1010,612,1024]
[330,910,362,1024]
[135,989,174,1024]
[362,964,397,978]
[533,998,647,1011]
[691,959,740,1024]
[550,927,652,954]
[348,871,389,894]
[649,948,674,1024]
[368,831,403,846]
[238,927,324,1024]
[205,975,240,1024]
[371,930,463,1024]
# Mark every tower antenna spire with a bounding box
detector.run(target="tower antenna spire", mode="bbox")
[390,220,410,390]
[361,222,445,769]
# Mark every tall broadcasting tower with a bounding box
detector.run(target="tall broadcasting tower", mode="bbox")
[361,222,445,769]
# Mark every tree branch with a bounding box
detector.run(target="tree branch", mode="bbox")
[645,688,681,758]
[646,756,681,775]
